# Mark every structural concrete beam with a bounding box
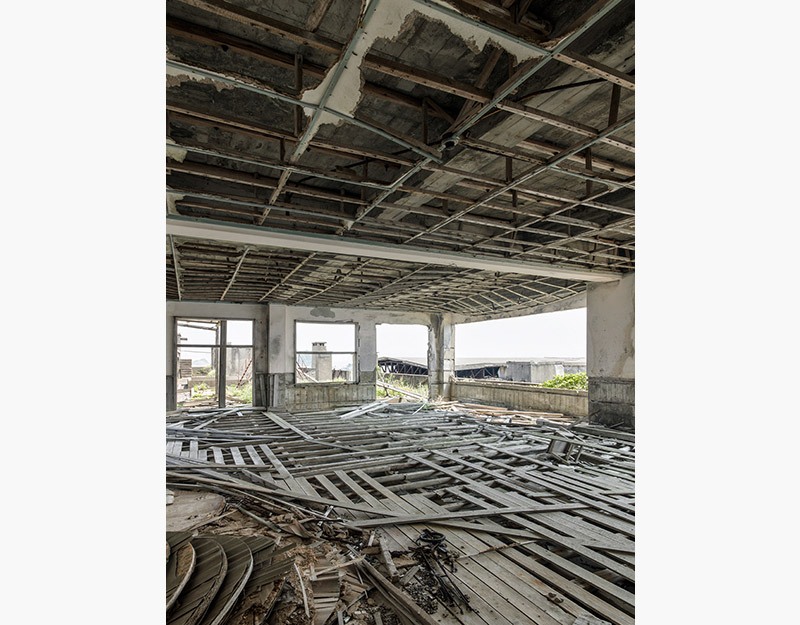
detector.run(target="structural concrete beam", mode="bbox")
[166,216,621,283]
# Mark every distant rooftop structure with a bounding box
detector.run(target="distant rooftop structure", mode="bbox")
[379,355,585,367]
[378,356,585,382]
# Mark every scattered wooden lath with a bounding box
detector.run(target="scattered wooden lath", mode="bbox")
[167,400,634,625]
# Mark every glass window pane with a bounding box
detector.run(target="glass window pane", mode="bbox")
[296,322,356,352]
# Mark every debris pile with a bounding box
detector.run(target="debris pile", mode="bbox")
[167,401,634,625]
[435,399,578,425]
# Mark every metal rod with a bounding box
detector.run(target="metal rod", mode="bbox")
[220,247,250,301]
[167,143,393,191]
[406,114,635,242]
[166,59,441,162]
[410,0,632,90]
[169,234,183,301]
[350,0,629,226]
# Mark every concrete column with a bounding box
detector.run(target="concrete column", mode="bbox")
[166,315,176,411]
[267,303,290,408]
[428,313,455,400]
[587,272,635,427]
[358,321,377,390]
[253,311,269,407]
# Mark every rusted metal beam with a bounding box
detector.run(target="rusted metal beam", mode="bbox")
[449,45,503,131]
[459,135,634,178]
[402,113,634,243]
[305,0,335,32]
[166,59,442,162]
[167,17,456,122]
[168,104,413,167]
[439,0,550,38]
[264,1,384,214]
[411,0,633,90]
[175,0,341,54]
[608,83,621,126]
[496,100,634,153]
[168,141,393,191]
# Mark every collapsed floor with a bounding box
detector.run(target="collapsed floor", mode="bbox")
[166,400,635,625]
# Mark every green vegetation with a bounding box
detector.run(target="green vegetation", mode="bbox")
[377,371,428,399]
[541,372,588,390]
[191,381,214,399]
[226,382,253,404]
[189,380,252,404]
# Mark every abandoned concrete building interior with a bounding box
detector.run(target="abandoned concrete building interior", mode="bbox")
[9,1,800,623]
[164,1,636,624]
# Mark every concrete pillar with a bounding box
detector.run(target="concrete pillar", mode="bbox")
[587,272,635,427]
[166,315,176,411]
[428,313,455,400]
[267,303,290,408]
[253,311,269,407]
[357,322,377,398]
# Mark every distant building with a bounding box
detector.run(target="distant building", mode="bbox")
[378,356,585,383]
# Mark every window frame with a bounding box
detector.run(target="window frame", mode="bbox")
[294,320,359,385]
[175,317,255,407]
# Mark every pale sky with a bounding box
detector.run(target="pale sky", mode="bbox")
[177,309,587,364]
[377,308,587,360]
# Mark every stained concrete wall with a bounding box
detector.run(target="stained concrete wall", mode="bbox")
[268,304,433,411]
[166,301,269,410]
[587,272,635,426]
[503,362,568,384]
[452,379,588,417]
[166,295,600,414]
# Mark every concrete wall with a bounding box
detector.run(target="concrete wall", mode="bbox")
[268,304,433,411]
[452,379,588,417]
[166,301,269,410]
[502,362,569,384]
[165,292,613,417]
[587,272,635,426]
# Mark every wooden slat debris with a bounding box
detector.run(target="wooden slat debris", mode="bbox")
[167,537,228,625]
[166,538,196,611]
[166,400,634,625]
[376,380,426,401]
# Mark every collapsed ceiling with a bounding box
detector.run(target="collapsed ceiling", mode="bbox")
[166,0,635,316]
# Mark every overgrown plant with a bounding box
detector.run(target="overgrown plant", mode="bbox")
[226,382,252,404]
[376,367,428,399]
[191,382,214,399]
[541,372,588,390]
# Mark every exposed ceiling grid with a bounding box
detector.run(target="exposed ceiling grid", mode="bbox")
[166,0,634,316]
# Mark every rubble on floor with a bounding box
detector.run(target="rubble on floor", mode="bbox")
[435,400,579,426]
[166,401,634,625]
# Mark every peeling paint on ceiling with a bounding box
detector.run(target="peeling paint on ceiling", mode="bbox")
[166,61,235,93]
[300,0,542,133]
